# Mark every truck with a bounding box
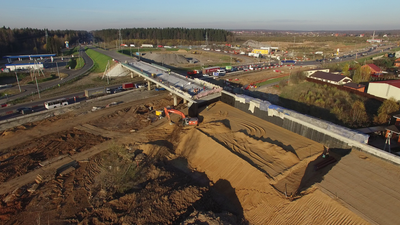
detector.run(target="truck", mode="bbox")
[122,82,135,89]
[187,70,200,75]
[157,45,163,48]
[281,60,296,64]
[85,87,106,98]
[202,66,220,76]
[141,44,153,48]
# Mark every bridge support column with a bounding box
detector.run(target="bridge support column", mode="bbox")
[130,72,133,78]
[183,99,187,104]
[173,95,178,106]
[148,81,151,91]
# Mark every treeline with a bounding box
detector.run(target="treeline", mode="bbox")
[0,27,89,56]
[279,72,399,128]
[92,28,233,45]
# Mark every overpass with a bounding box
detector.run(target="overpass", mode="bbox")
[120,61,222,116]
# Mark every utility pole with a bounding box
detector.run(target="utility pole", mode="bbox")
[45,29,48,45]
[118,29,123,51]
[56,62,60,79]
[15,72,21,92]
[205,31,208,46]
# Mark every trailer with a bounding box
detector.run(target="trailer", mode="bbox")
[202,66,220,75]
[85,87,106,98]
[122,82,135,89]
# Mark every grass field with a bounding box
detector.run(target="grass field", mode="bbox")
[75,57,85,69]
[28,74,58,84]
[86,48,114,73]
[256,76,288,87]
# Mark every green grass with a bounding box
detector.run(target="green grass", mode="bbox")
[28,74,58,84]
[256,76,289,87]
[63,46,79,56]
[86,48,114,73]
[75,57,85,69]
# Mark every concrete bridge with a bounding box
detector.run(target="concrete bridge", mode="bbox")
[120,61,222,116]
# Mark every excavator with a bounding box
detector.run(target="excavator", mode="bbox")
[163,107,198,126]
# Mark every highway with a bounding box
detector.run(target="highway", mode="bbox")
[0,44,396,121]
[0,46,93,106]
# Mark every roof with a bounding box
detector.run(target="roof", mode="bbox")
[395,58,400,62]
[370,80,400,89]
[310,71,352,83]
[386,125,400,134]
[365,64,382,72]
[393,114,400,119]
[343,82,365,89]
[3,54,56,59]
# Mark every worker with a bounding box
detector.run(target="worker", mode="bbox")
[73,97,76,103]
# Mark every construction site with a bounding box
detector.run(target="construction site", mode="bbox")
[1,76,400,225]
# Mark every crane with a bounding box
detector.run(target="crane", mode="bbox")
[164,108,198,126]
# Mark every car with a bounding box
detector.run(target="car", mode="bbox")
[17,107,34,115]
[113,89,122,94]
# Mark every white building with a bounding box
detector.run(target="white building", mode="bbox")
[367,80,400,102]
[5,62,43,71]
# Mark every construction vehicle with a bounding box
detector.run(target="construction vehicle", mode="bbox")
[164,107,198,126]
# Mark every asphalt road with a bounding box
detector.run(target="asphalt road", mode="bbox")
[0,46,93,105]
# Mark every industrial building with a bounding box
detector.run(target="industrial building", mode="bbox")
[367,80,400,102]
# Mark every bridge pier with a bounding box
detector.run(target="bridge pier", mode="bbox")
[173,95,178,106]
[147,81,151,91]
[130,72,133,78]
[183,99,187,104]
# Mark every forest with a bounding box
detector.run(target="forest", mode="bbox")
[92,28,233,46]
[0,27,89,57]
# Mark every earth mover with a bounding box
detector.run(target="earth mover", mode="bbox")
[164,107,198,126]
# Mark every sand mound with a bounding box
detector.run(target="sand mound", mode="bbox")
[175,128,367,224]
[144,53,189,65]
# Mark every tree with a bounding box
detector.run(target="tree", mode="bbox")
[342,63,350,77]
[353,65,371,83]
[349,100,369,127]
[373,98,399,124]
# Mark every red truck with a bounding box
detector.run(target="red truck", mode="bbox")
[122,82,135,89]
[157,45,163,48]
[202,67,220,76]
[187,70,200,75]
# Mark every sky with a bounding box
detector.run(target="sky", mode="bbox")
[1,0,399,31]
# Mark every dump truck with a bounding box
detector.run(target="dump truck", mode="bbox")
[85,87,106,98]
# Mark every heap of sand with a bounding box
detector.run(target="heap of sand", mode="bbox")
[144,53,189,65]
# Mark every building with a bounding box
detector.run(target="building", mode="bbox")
[304,69,330,77]
[251,49,269,55]
[362,64,383,77]
[394,58,400,67]
[367,80,400,102]
[343,82,366,92]
[5,62,44,71]
[309,71,352,85]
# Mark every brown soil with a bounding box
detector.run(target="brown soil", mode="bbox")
[1,94,399,224]
[0,129,109,183]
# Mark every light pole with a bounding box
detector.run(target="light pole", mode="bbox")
[56,62,60,80]
[15,71,21,92]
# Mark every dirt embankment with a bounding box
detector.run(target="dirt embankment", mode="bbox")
[1,97,395,224]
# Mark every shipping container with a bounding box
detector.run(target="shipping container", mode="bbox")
[122,82,135,89]
[85,87,106,98]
